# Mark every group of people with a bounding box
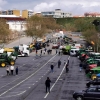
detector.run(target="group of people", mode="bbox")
[45,59,70,93]
[36,48,53,57]
[6,65,18,75]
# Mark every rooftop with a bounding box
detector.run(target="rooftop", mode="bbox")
[0,15,19,18]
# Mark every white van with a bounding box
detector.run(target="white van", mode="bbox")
[70,48,79,56]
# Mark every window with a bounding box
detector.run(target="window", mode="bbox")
[87,88,96,92]
[97,88,100,92]
[71,50,74,53]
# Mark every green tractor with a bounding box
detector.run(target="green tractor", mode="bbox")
[86,67,100,80]
[0,53,15,67]
[62,45,71,55]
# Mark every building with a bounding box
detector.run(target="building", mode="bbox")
[22,10,33,18]
[0,10,8,15]
[84,12,100,17]
[0,15,26,32]
[41,9,72,18]
[7,9,20,16]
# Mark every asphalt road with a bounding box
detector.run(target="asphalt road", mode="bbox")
[0,34,89,100]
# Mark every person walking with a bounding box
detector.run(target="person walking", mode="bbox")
[65,60,69,73]
[65,63,69,73]
[59,51,60,55]
[40,49,42,57]
[50,64,54,73]
[15,66,18,75]
[36,50,38,56]
[58,60,61,68]
[6,66,10,75]
[56,49,57,54]
[10,65,15,75]
[45,77,51,93]
[43,50,46,55]
[79,62,82,72]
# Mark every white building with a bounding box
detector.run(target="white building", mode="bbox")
[41,9,72,18]
[0,15,26,32]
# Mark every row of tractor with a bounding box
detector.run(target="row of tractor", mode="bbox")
[77,49,100,80]
[73,49,100,100]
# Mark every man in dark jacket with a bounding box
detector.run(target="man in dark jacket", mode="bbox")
[45,77,51,93]
[50,64,54,73]
[58,60,61,68]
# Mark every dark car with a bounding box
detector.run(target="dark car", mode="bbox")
[73,86,100,100]
[86,78,100,87]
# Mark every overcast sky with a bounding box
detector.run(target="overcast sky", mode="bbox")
[0,0,100,15]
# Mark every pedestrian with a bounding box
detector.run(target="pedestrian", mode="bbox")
[45,77,51,93]
[65,63,69,73]
[6,66,10,75]
[15,66,18,75]
[44,48,47,52]
[79,62,82,72]
[47,50,49,55]
[58,60,61,68]
[40,49,42,57]
[43,50,46,55]
[36,50,38,56]
[50,64,54,73]
[10,65,15,75]
[59,51,60,55]
[56,49,57,54]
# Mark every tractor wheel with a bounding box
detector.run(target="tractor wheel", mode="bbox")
[1,62,6,67]
[91,74,97,80]
[10,61,15,65]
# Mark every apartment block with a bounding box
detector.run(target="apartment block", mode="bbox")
[0,10,7,15]
[22,10,33,18]
[7,10,20,16]
[41,9,72,18]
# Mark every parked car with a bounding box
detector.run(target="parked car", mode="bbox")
[73,86,100,100]
[86,78,100,87]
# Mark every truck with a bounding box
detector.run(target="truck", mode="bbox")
[62,45,71,55]
[13,44,30,57]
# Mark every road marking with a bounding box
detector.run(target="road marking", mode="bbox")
[32,84,35,85]
[28,87,31,88]
[39,78,41,80]
[0,91,26,98]
[36,81,38,82]
[44,56,70,98]
[0,54,57,97]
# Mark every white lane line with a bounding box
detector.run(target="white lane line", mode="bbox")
[36,81,38,82]
[44,56,70,98]
[32,84,35,85]
[39,78,41,80]
[28,87,31,88]
[0,91,26,98]
[0,54,57,97]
